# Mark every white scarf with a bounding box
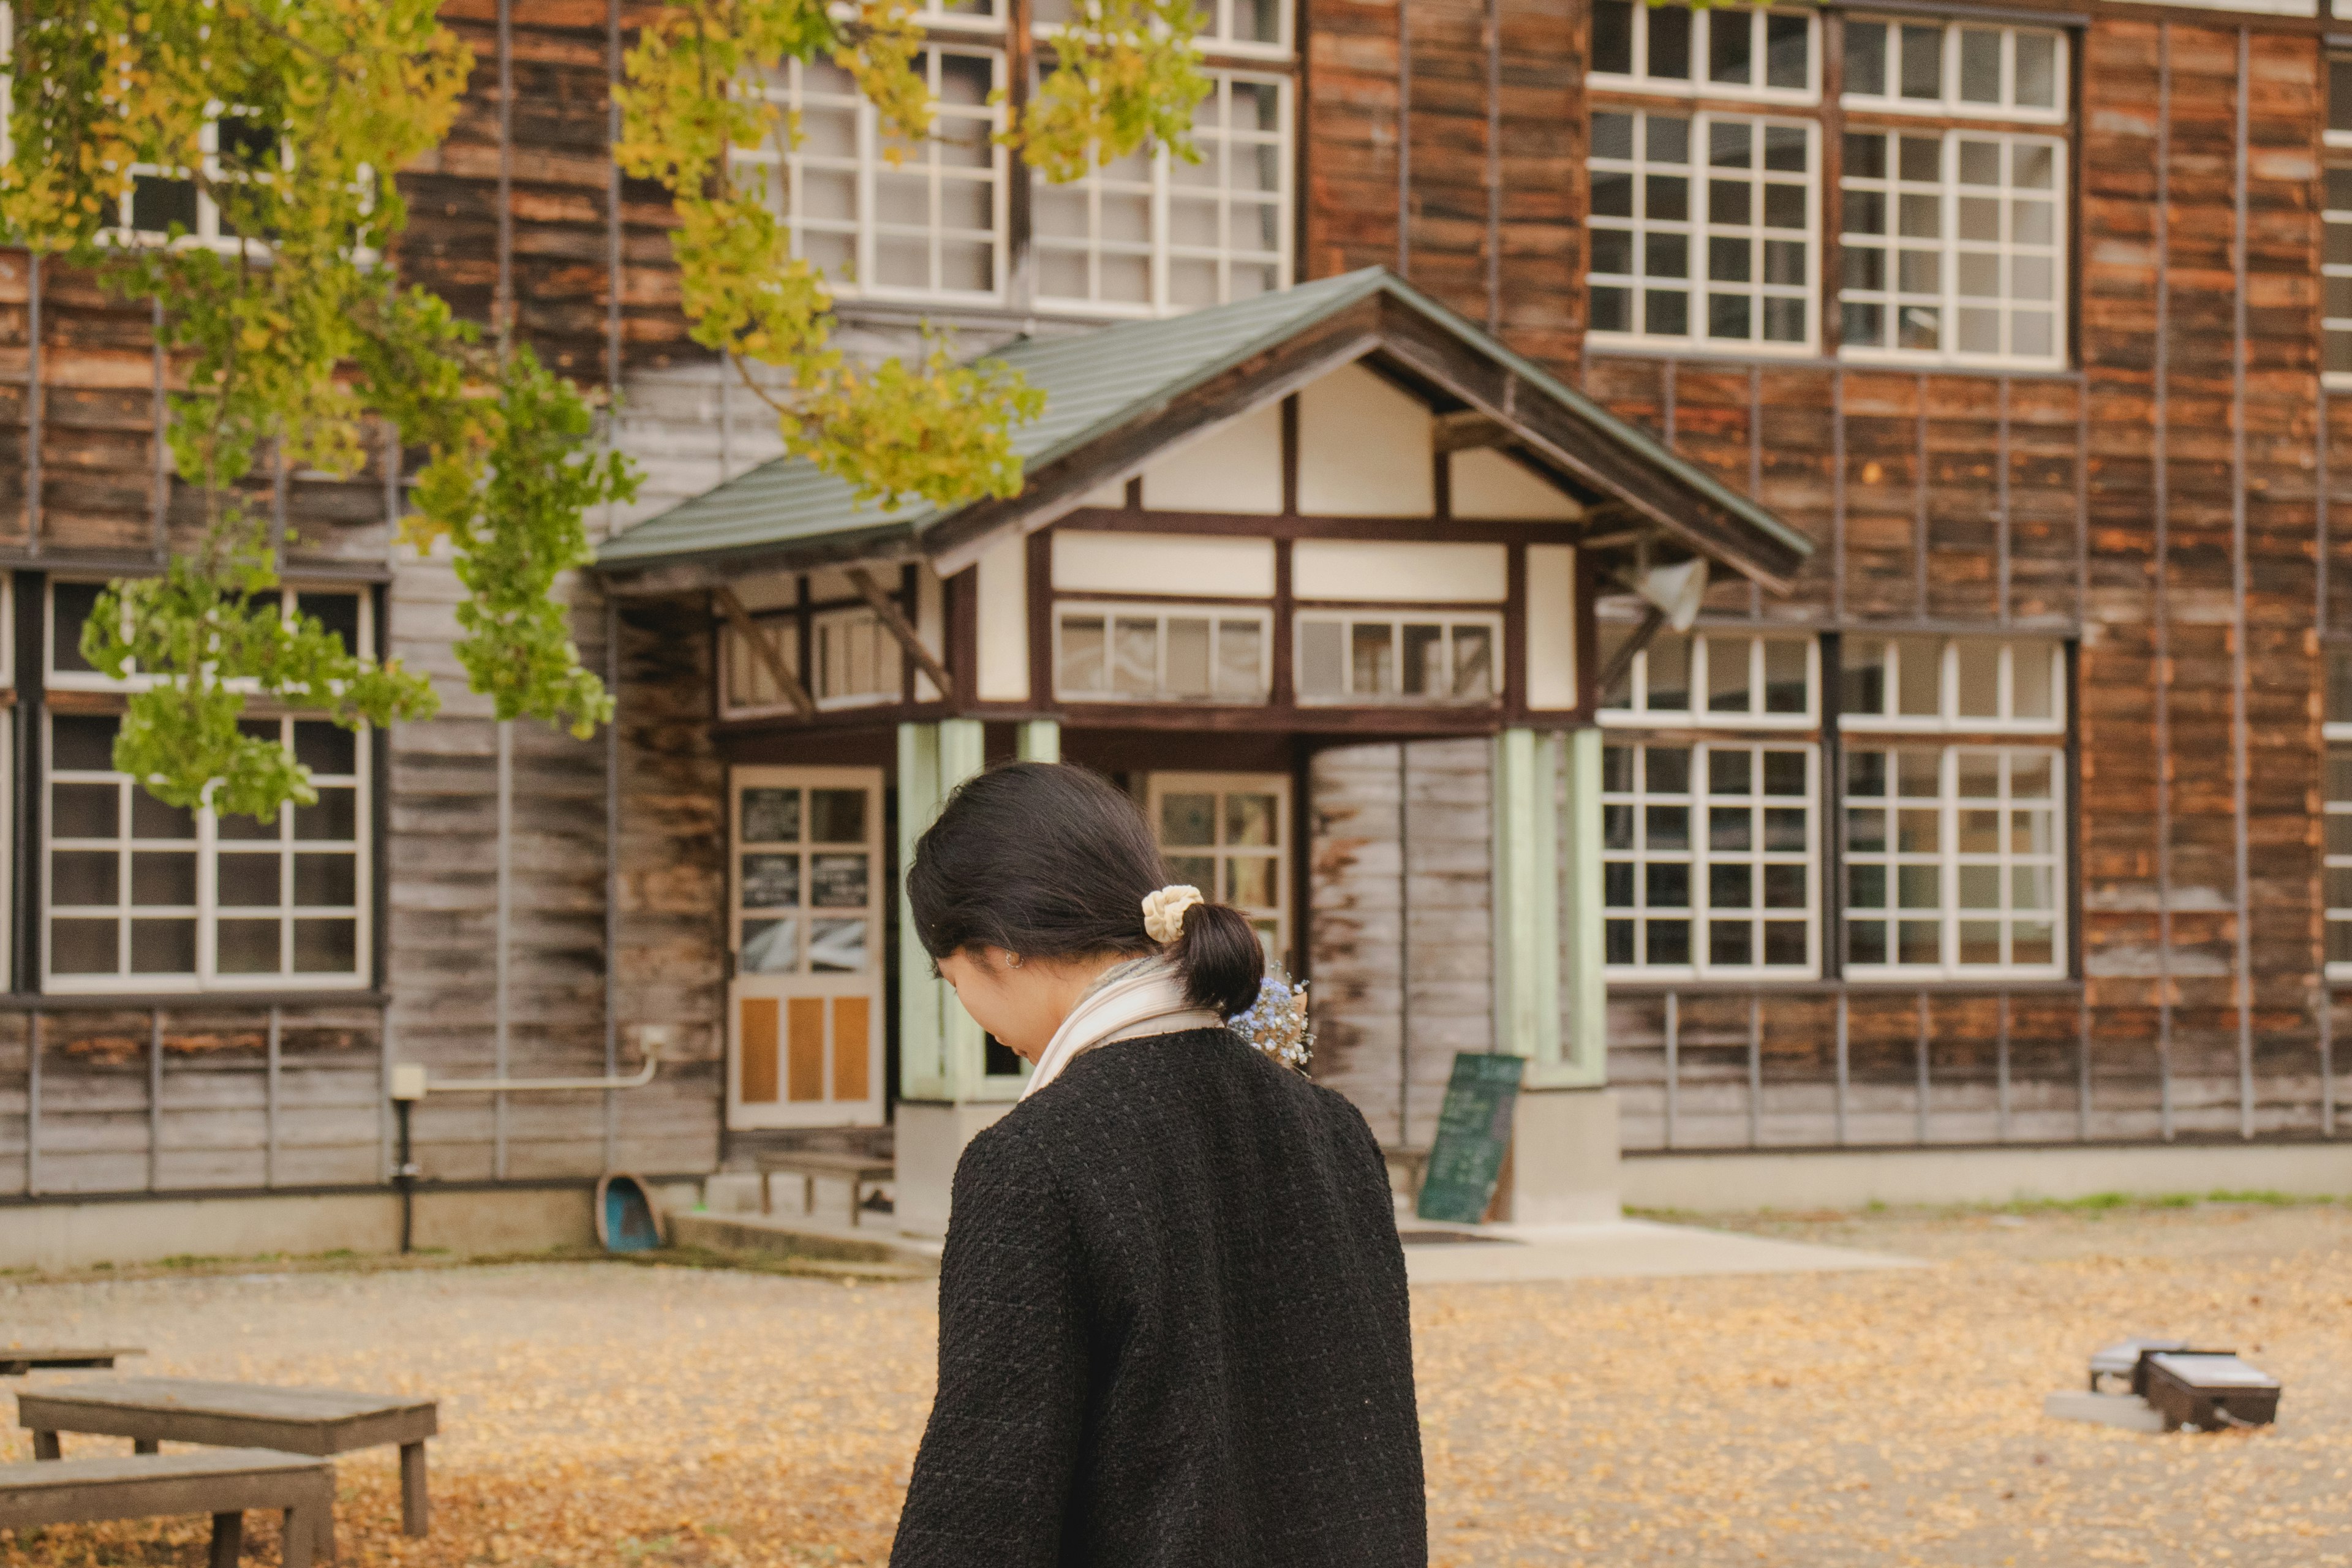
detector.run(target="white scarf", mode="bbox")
[1020,955,1222,1099]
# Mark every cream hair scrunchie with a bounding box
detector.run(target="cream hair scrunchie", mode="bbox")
[1140,884,1204,944]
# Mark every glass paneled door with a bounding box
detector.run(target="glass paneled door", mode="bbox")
[728,766,886,1129]
[1146,772,1293,969]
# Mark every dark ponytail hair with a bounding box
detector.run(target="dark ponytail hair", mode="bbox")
[907,761,1265,1018]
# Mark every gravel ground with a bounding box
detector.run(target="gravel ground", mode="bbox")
[2,1201,2348,1566]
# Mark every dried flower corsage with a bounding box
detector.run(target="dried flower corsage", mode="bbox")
[1229,965,1313,1072]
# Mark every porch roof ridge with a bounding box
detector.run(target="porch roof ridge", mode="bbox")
[594,269,1814,589]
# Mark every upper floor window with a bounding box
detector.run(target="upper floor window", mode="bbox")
[2324,646,2352,977]
[49,579,367,691]
[1841,19,2065,124]
[1589,2,1818,104]
[745,50,1007,303]
[1032,70,1291,315]
[1588,110,1816,353]
[1038,0,1289,58]
[1838,129,2064,368]
[108,111,296,252]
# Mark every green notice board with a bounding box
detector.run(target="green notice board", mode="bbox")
[1415,1052,1525,1224]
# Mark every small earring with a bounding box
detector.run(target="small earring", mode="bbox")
[1005,952,1024,969]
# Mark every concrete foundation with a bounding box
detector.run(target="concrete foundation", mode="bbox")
[1621,1140,2352,1213]
[0,1183,701,1273]
[894,1100,1014,1238]
[1503,1088,1623,1224]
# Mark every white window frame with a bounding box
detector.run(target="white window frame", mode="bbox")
[1838,635,2064,734]
[1147,771,1294,965]
[1588,108,1819,355]
[1838,127,2067,369]
[1588,2,1821,106]
[2328,733,2352,982]
[1033,0,1294,61]
[1602,737,1822,980]
[1839,17,2068,126]
[1841,744,2065,981]
[47,579,371,695]
[42,709,371,995]
[1053,600,1273,704]
[1598,627,1819,729]
[741,45,1011,307]
[1030,69,1293,318]
[1292,608,1504,707]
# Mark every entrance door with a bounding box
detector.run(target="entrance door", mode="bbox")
[727,766,886,1129]
[1145,772,1293,970]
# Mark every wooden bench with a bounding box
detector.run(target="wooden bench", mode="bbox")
[0,1448,331,1568]
[20,1379,437,1556]
[755,1152,894,1226]
[0,1347,141,1376]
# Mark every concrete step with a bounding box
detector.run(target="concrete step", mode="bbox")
[666,1210,942,1277]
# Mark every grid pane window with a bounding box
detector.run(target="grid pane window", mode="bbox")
[2329,744,2352,973]
[1294,612,1499,704]
[46,713,366,990]
[1036,0,1289,54]
[110,114,291,252]
[1840,130,2063,366]
[1589,110,1815,351]
[1840,636,2062,731]
[1055,604,1271,703]
[1602,741,1816,976]
[1589,2,1817,101]
[1842,19,2064,121]
[50,581,366,688]
[741,49,1006,301]
[1843,746,2062,976]
[1033,72,1290,315]
[1597,628,1815,726]
[811,608,903,707]
[735,782,876,978]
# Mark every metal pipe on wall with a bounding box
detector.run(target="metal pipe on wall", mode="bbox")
[495,718,513,1181]
[2229,24,2255,1140]
[2153,21,2176,1142]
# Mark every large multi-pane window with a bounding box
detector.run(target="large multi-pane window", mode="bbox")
[1054,603,1271,703]
[1586,7,2071,369]
[1838,129,2063,365]
[1295,611,1499,706]
[2326,646,2352,976]
[2328,55,2352,384]
[1599,627,2068,982]
[43,582,371,993]
[1031,71,1291,315]
[1603,740,1817,976]
[734,0,1295,315]
[1588,110,1816,352]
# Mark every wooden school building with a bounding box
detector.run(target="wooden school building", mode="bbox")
[6,0,2352,1263]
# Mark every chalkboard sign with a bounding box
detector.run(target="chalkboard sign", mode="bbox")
[1415,1052,1525,1224]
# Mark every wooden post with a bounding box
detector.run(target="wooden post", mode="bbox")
[1553,727,1607,1087]
[1014,719,1060,763]
[1490,728,1561,1072]
[895,719,989,1102]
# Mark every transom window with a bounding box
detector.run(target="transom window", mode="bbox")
[1598,628,1816,726]
[1602,741,1817,976]
[1841,18,2065,123]
[1055,603,1271,703]
[1294,612,1499,706]
[45,713,367,991]
[744,49,1007,301]
[1588,110,1815,352]
[1842,745,2062,977]
[1839,636,2062,731]
[1839,130,2064,366]
[1032,72,1291,316]
[1589,2,1817,103]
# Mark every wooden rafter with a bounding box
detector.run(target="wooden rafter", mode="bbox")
[1433,410,1511,454]
[712,586,816,718]
[845,567,956,696]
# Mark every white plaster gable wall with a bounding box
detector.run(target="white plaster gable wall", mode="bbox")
[1296,361,1435,516]
[1140,401,1285,514]
[1453,448,1583,521]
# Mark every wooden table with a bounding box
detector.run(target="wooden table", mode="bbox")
[0,1449,332,1568]
[0,1346,141,1376]
[18,1378,438,1551]
[756,1151,894,1226]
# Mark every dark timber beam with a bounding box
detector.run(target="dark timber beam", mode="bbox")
[845,565,955,695]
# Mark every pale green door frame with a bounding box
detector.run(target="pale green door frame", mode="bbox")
[1491,726,1607,1088]
[894,718,1060,1102]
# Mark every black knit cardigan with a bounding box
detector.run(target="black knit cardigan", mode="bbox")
[889,1025,1427,1568]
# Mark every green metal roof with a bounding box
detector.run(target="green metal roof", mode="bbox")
[596,268,1813,573]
